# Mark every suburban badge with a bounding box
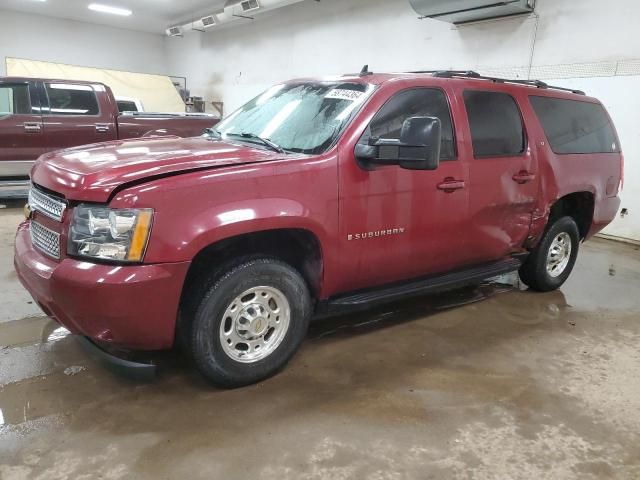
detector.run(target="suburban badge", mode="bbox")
[348,227,406,241]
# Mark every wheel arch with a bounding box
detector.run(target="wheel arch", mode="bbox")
[176,228,324,348]
[181,227,325,302]
[548,191,595,240]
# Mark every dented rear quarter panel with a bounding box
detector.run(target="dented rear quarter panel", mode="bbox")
[520,90,622,245]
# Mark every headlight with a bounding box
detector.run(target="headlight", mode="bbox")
[68,205,153,262]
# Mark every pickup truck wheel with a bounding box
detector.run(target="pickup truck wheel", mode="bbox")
[189,258,311,388]
[519,216,580,292]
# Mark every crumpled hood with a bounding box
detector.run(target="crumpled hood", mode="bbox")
[31,136,284,202]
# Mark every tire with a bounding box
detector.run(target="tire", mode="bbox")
[187,257,311,388]
[519,216,580,292]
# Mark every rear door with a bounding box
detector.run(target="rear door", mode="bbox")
[40,81,117,150]
[459,87,540,263]
[0,80,45,177]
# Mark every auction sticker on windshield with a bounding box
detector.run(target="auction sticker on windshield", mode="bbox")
[326,89,365,101]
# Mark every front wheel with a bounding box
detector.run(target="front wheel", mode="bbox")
[519,216,580,292]
[188,258,311,388]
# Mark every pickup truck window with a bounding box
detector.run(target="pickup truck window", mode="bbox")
[213,82,374,154]
[464,90,525,157]
[358,88,456,160]
[45,83,100,116]
[0,84,31,115]
[530,96,620,154]
[117,100,139,113]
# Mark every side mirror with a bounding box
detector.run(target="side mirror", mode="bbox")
[355,116,442,171]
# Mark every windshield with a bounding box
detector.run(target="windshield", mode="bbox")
[211,82,375,154]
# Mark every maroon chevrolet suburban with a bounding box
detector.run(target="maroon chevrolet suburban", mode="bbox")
[15,70,623,387]
[0,77,218,197]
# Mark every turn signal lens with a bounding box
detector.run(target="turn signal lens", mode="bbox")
[127,210,153,262]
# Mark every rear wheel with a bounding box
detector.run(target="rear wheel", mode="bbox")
[187,258,311,388]
[519,216,580,292]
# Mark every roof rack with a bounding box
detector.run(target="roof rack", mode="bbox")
[408,70,586,95]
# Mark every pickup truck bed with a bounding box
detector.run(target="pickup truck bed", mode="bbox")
[0,77,218,197]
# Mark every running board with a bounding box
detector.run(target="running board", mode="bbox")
[326,257,524,310]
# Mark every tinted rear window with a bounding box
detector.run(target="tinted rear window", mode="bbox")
[463,90,525,157]
[45,83,100,116]
[530,96,619,154]
[117,100,138,112]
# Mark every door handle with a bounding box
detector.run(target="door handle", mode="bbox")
[512,171,536,184]
[24,122,42,133]
[437,178,466,192]
[95,123,111,133]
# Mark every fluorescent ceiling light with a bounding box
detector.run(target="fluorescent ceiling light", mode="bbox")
[88,3,132,16]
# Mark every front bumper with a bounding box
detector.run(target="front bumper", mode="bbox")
[14,221,191,350]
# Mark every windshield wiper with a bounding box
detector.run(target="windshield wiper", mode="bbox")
[227,132,286,154]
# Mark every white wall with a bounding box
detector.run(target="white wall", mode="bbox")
[164,0,640,110]
[0,9,167,76]
[165,0,640,241]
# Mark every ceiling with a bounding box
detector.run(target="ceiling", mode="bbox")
[0,0,229,34]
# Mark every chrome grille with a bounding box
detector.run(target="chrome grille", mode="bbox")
[30,221,61,259]
[28,186,67,222]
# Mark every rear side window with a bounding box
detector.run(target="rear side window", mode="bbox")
[530,96,619,154]
[463,90,525,157]
[0,84,31,115]
[360,88,456,160]
[117,100,138,113]
[45,83,100,116]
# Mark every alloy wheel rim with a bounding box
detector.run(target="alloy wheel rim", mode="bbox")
[219,286,291,363]
[546,232,572,278]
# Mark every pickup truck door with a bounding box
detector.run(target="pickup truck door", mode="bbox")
[39,81,117,151]
[457,88,540,263]
[0,80,46,177]
[336,84,472,293]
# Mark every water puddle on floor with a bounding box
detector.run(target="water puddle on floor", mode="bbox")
[0,275,523,427]
[0,316,63,350]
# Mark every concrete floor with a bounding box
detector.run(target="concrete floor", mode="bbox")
[0,199,639,480]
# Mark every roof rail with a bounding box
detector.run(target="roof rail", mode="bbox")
[409,70,586,95]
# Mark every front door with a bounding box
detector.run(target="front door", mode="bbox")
[40,81,117,150]
[0,81,45,178]
[336,85,471,293]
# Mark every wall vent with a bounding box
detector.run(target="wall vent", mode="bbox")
[240,0,260,13]
[166,26,183,37]
[201,15,217,27]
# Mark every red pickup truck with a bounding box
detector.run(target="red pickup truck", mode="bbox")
[14,70,622,387]
[0,77,218,197]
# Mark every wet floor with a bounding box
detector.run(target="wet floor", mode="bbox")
[1,199,640,479]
